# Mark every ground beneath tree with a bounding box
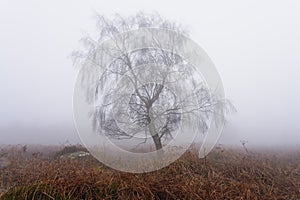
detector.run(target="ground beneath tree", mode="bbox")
[0,144,299,199]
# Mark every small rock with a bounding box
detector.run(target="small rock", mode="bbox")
[60,151,90,159]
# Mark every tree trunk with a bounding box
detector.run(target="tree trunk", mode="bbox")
[152,133,162,150]
[145,100,165,157]
[148,111,164,156]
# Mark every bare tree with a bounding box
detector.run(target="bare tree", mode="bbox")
[72,12,234,153]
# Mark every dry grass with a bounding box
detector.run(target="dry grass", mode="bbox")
[0,145,299,199]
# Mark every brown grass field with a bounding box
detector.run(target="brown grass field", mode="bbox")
[0,144,299,199]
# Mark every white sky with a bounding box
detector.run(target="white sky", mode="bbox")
[0,0,300,146]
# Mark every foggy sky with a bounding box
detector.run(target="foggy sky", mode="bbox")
[1,0,300,146]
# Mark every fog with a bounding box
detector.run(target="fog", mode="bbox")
[0,0,300,146]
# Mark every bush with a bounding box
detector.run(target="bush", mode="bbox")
[53,145,88,159]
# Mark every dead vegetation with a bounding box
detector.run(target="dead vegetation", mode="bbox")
[0,145,299,199]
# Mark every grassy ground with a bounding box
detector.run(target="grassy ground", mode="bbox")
[0,144,299,199]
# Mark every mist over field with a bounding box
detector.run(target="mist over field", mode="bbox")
[1,0,300,148]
